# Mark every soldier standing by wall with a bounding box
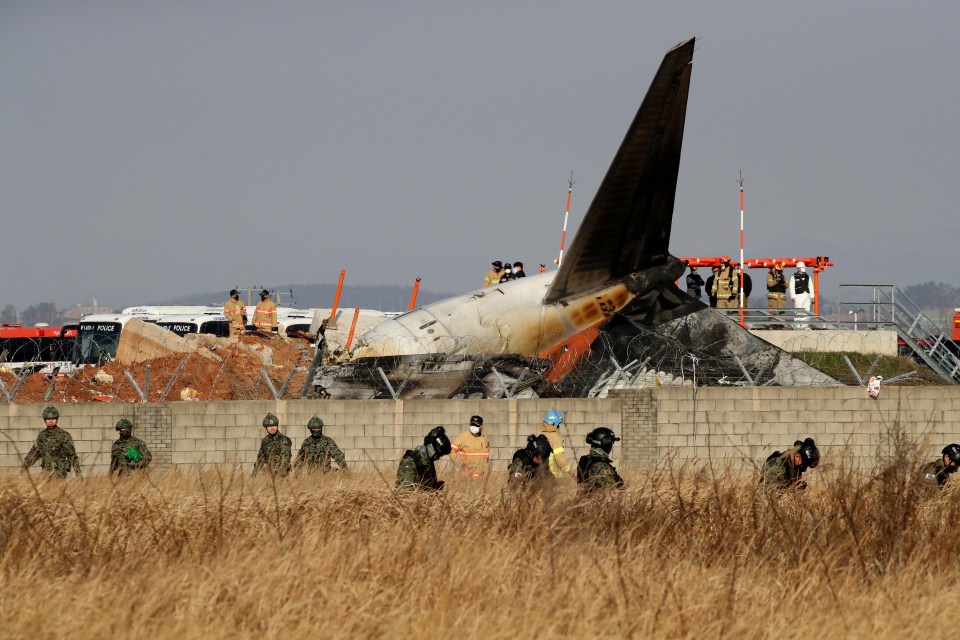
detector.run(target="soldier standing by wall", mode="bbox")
[449,415,490,478]
[577,427,625,491]
[22,406,81,478]
[110,418,152,475]
[253,289,279,333]
[253,413,292,476]
[294,417,347,472]
[396,426,451,491]
[224,289,247,337]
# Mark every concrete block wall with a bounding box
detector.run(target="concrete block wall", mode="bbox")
[647,386,960,469]
[2,386,958,476]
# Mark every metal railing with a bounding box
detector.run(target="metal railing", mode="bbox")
[838,284,960,383]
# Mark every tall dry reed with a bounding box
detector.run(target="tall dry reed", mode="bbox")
[1,450,957,639]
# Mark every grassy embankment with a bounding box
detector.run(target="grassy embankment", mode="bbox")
[2,446,958,639]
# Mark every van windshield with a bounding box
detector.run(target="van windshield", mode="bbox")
[73,322,122,365]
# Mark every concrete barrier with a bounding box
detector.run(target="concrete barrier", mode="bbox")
[3,385,957,475]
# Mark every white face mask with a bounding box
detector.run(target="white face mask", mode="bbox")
[469,425,482,436]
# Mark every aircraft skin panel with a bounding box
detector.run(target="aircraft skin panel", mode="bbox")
[349,272,636,361]
[544,37,694,304]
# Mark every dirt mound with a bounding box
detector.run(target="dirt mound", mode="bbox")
[6,333,314,403]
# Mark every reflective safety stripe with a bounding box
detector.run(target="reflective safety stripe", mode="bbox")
[459,451,489,457]
[553,447,565,454]
[450,444,463,452]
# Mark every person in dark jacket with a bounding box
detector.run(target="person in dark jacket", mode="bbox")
[920,443,960,488]
[396,426,451,491]
[740,270,753,308]
[577,427,625,491]
[705,266,721,308]
[685,266,705,300]
[513,262,526,279]
[760,438,820,490]
[507,434,554,489]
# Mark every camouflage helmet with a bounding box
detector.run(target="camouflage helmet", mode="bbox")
[42,405,59,420]
[424,426,451,460]
[115,418,134,432]
[262,413,279,428]
[586,426,621,454]
[307,416,324,431]
[797,437,820,470]
[942,444,960,467]
[526,434,552,462]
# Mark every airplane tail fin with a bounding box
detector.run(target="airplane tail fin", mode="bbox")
[544,38,694,304]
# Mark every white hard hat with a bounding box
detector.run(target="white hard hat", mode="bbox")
[796,261,806,269]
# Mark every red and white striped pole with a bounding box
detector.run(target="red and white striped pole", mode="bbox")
[556,172,574,266]
[738,173,746,328]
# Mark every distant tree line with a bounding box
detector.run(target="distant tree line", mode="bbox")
[0,303,65,326]
[2,281,957,329]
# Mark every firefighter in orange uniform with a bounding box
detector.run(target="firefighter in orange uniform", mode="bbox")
[450,415,490,478]
[539,410,572,477]
[253,289,279,333]
[224,289,247,337]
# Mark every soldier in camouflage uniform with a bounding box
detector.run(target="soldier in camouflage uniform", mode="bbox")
[396,426,451,491]
[760,437,820,491]
[294,416,346,472]
[110,418,152,475]
[22,405,81,478]
[920,443,960,488]
[507,434,554,489]
[253,413,292,476]
[577,427,625,492]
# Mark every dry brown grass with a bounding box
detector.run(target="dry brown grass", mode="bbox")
[2,453,958,639]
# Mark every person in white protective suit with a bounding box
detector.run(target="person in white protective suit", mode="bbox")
[789,261,815,325]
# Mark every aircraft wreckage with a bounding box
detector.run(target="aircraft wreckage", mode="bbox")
[311,37,838,399]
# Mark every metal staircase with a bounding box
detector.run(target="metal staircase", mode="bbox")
[839,285,960,384]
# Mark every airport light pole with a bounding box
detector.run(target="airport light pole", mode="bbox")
[738,172,746,328]
[556,172,574,266]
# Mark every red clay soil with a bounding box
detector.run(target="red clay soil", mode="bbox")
[3,334,315,404]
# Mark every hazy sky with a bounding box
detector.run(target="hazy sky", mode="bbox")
[4,1,958,309]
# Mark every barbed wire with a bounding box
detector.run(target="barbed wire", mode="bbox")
[1,312,946,404]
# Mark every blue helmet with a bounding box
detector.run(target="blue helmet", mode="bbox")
[543,410,564,426]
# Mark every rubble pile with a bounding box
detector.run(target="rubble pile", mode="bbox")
[1,333,315,403]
